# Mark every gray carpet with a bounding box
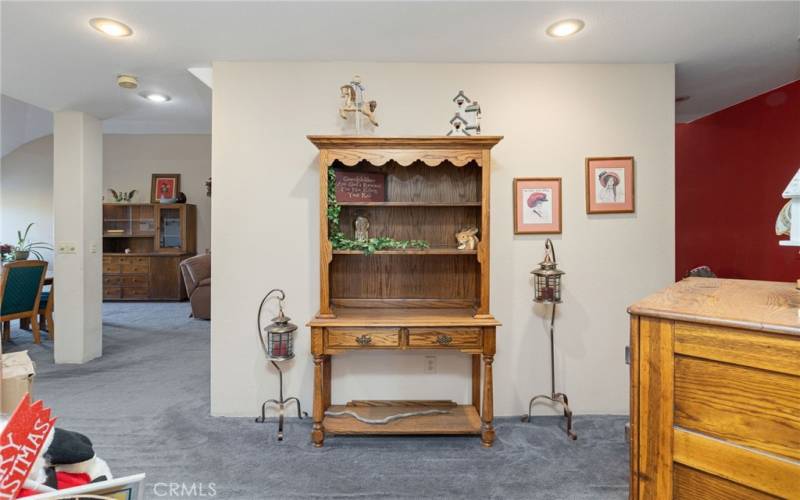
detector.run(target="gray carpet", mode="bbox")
[4,302,629,499]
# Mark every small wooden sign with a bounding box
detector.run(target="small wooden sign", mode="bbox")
[335,170,386,203]
[0,394,57,499]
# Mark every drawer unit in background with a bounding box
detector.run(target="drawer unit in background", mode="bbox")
[102,254,190,301]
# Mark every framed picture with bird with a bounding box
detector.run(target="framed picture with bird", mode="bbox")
[514,177,562,234]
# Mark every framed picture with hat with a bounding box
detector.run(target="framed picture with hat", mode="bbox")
[513,177,562,234]
[585,156,635,214]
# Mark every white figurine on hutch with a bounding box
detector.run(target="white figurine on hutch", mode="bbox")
[447,90,481,136]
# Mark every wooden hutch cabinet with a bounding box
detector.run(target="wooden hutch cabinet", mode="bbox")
[307,135,503,447]
[102,203,196,301]
[628,278,800,499]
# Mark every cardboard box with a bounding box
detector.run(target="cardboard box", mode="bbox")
[2,351,35,413]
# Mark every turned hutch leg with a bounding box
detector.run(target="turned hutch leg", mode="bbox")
[481,354,495,447]
[323,355,332,409]
[471,354,481,414]
[312,354,325,447]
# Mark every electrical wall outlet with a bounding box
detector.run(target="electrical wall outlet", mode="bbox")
[56,242,77,254]
[89,242,98,254]
[424,355,437,374]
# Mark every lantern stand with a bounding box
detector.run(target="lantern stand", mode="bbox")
[521,239,577,440]
[255,289,307,441]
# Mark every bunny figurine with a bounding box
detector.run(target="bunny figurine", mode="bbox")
[455,227,480,250]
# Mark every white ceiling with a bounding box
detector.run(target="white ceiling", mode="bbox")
[2,1,799,135]
[1,95,53,157]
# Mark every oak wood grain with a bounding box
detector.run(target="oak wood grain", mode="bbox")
[407,328,482,348]
[674,355,800,461]
[637,317,674,499]
[675,322,800,377]
[326,327,400,348]
[629,278,800,336]
[673,463,778,500]
[673,429,800,499]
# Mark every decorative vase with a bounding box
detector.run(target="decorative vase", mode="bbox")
[14,250,30,261]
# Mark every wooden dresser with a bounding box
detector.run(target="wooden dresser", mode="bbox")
[628,278,800,499]
[103,203,196,301]
[307,136,502,448]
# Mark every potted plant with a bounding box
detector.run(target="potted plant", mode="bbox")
[13,223,52,260]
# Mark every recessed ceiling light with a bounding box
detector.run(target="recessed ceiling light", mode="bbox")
[140,92,171,103]
[546,19,585,38]
[89,17,133,38]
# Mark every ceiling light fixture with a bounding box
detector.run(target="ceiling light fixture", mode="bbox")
[546,19,585,38]
[89,17,133,38]
[140,92,171,103]
[117,74,139,89]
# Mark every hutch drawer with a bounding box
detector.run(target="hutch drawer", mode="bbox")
[124,287,150,300]
[326,327,400,348]
[407,327,482,348]
[103,275,122,287]
[103,287,122,300]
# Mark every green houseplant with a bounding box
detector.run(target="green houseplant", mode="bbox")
[13,223,52,260]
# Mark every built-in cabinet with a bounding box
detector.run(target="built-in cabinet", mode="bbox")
[102,203,196,301]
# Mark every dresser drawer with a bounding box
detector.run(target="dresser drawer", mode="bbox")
[103,275,122,287]
[123,287,150,300]
[120,274,148,287]
[120,256,149,274]
[674,355,800,461]
[103,287,122,299]
[407,328,482,348]
[326,328,400,348]
[103,257,122,273]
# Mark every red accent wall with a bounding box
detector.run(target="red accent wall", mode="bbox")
[676,80,800,282]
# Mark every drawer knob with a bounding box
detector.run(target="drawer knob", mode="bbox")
[356,335,372,346]
[436,334,453,345]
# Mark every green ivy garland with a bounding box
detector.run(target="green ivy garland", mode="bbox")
[327,166,429,255]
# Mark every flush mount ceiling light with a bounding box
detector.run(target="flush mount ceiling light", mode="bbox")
[117,74,139,89]
[89,17,133,37]
[140,92,171,103]
[546,19,585,38]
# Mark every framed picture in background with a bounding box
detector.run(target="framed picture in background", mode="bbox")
[585,156,635,214]
[513,177,562,234]
[150,173,181,203]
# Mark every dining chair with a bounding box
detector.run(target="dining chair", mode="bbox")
[38,281,54,340]
[0,260,48,344]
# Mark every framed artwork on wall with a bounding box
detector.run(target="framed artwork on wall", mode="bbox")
[585,157,635,214]
[150,174,181,203]
[513,177,562,234]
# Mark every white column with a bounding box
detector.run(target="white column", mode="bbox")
[53,112,103,363]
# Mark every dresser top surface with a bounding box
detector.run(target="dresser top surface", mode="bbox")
[629,278,800,336]
[308,307,500,327]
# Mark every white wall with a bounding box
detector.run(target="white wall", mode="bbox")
[1,135,55,263]
[217,62,676,417]
[0,134,212,256]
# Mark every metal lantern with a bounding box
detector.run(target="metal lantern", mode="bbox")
[255,289,306,440]
[258,290,297,361]
[531,239,564,304]
[522,239,576,440]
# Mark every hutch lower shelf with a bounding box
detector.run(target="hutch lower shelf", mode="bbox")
[308,308,499,447]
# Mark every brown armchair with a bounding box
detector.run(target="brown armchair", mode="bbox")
[180,254,210,320]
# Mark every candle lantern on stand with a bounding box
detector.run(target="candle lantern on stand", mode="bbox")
[255,289,307,440]
[522,239,576,440]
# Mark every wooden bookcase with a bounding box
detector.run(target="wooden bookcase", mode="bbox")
[102,203,196,301]
[308,135,503,447]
